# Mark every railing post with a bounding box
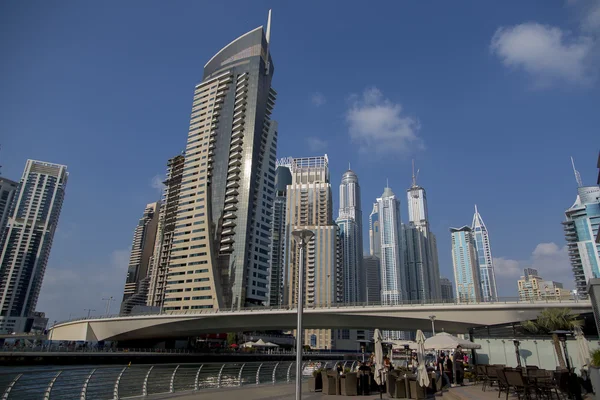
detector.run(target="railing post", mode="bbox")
[237,363,245,387]
[169,365,179,393]
[272,362,280,384]
[44,371,62,400]
[194,365,203,391]
[80,368,96,400]
[142,366,153,396]
[2,373,22,400]
[350,361,356,371]
[217,364,226,388]
[256,363,263,385]
[286,362,294,382]
[113,366,127,400]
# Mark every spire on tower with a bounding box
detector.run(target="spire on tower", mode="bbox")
[266,9,272,43]
[265,9,272,75]
[571,157,583,187]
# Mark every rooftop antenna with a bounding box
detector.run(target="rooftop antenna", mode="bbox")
[571,157,583,187]
[411,159,420,187]
[348,161,351,171]
[265,9,272,75]
[386,178,389,188]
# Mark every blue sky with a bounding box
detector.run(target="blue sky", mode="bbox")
[1,1,599,322]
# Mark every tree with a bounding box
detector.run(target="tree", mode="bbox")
[227,332,237,346]
[521,308,583,369]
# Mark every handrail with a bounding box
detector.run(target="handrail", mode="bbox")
[0,360,341,399]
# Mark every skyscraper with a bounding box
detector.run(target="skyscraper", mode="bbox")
[362,255,381,304]
[336,168,363,303]
[405,167,441,301]
[563,184,600,297]
[369,203,381,259]
[268,162,292,307]
[472,205,498,302]
[162,12,278,311]
[0,160,68,333]
[440,277,454,301]
[450,226,482,303]
[0,178,18,237]
[283,155,342,349]
[121,202,160,314]
[147,155,185,308]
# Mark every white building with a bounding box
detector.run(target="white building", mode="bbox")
[472,205,498,302]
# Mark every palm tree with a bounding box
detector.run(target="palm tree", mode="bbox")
[521,308,583,369]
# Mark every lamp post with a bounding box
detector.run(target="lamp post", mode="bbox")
[84,309,95,318]
[102,296,115,316]
[429,315,436,336]
[513,340,522,367]
[292,228,315,400]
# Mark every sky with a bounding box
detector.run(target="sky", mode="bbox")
[1,0,600,323]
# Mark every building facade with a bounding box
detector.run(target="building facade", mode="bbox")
[362,255,381,304]
[563,185,600,297]
[0,178,18,237]
[369,203,381,259]
[0,160,68,333]
[147,155,185,308]
[336,169,363,303]
[121,202,160,314]
[268,163,292,307]
[282,155,342,349]
[472,205,498,302]
[450,226,482,303]
[517,268,570,301]
[440,277,454,301]
[162,14,278,312]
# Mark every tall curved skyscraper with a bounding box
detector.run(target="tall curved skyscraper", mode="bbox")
[471,205,498,302]
[336,169,363,303]
[162,12,278,311]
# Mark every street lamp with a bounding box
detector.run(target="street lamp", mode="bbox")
[291,228,314,400]
[102,297,115,316]
[429,315,436,336]
[84,309,96,318]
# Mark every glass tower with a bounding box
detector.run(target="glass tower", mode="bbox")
[0,160,68,333]
[163,12,278,311]
[336,169,363,303]
[471,205,498,302]
[450,226,482,303]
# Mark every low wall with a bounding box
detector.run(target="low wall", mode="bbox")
[472,337,599,372]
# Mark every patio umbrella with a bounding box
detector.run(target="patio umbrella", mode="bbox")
[424,332,481,350]
[574,326,591,369]
[373,328,386,397]
[416,330,430,388]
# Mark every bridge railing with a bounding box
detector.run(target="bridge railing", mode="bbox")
[53,295,586,327]
[0,360,353,399]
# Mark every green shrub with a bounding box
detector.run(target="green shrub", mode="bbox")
[591,349,600,367]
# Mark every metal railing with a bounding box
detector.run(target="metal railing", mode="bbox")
[53,296,588,326]
[0,360,355,399]
[0,346,351,355]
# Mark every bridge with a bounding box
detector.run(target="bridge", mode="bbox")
[48,298,592,342]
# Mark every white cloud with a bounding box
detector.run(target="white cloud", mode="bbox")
[568,0,600,33]
[492,242,573,297]
[311,92,326,107]
[307,137,327,152]
[346,87,423,155]
[490,22,595,87]
[150,174,165,192]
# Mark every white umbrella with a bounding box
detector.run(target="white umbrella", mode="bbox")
[373,329,386,386]
[424,332,481,350]
[575,326,590,369]
[416,330,430,388]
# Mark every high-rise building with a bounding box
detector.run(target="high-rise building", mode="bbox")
[450,226,482,303]
[517,268,570,301]
[283,155,342,349]
[147,155,185,308]
[440,277,454,302]
[0,160,68,333]
[362,255,381,304]
[0,178,18,236]
[336,169,363,303]
[472,205,498,302]
[162,12,278,311]
[369,203,381,259]
[268,163,292,307]
[563,159,600,297]
[371,185,407,340]
[121,202,160,314]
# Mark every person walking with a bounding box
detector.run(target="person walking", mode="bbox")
[454,345,465,386]
[437,351,451,389]
[445,352,454,386]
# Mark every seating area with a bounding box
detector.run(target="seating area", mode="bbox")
[310,368,443,398]
[475,364,587,399]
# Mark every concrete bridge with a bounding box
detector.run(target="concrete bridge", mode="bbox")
[48,299,592,342]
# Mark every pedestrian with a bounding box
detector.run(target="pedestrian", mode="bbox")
[445,352,454,385]
[437,351,451,389]
[454,345,465,386]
